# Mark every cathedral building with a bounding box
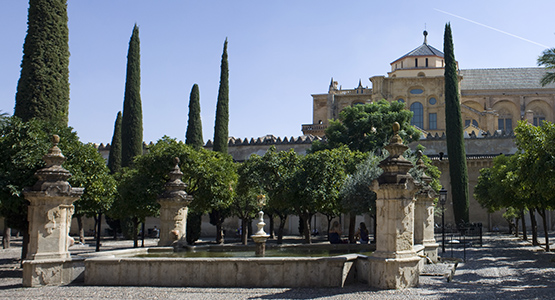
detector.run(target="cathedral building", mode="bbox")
[302,31,555,230]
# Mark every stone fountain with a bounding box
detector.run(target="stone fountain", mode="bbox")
[22,135,84,287]
[251,195,270,256]
[369,122,420,289]
[157,157,192,247]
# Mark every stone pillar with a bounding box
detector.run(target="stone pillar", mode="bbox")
[22,135,84,286]
[413,151,439,263]
[369,123,420,289]
[157,157,192,247]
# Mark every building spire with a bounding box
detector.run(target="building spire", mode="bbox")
[423,30,428,45]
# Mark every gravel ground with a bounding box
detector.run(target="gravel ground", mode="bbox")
[1,234,555,299]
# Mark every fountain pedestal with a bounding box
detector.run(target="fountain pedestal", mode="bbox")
[157,158,192,247]
[22,135,84,287]
[369,123,420,289]
[252,210,270,257]
[414,151,439,263]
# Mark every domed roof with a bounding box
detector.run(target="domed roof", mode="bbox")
[391,31,444,64]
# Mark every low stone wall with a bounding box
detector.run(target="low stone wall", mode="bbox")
[82,244,429,288]
[22,257,84,287]
[85,254,359,287]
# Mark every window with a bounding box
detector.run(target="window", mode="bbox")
[429,113,437,130]
[534,117,545,126]
[498,118,512,132]
[428,97,437,105]
[415,58,418,67]
[425,58,429,67]
[410,89,423,94]
[398,98,405,103]
[410,102,424,128]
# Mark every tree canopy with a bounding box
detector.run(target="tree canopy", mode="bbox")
[310,99,420,153]
[443,23,469,225]
[538,48,555,86]
[113,137,236,221]
[14,0,70,126]
[121,24,143,168]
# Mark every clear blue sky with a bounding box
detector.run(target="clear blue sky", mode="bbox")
[0,1,553,144]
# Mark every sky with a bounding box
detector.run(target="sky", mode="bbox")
[1,1,554,145]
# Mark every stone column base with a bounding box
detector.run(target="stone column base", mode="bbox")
[423,242,439,263]
[22,257,84,287]
[368,255,420,289]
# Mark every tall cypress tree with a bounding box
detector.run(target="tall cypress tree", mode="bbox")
[121,25,143,168]
[185,84,204,149]
[443,23,469,225]
[213,38,229,154]
[14,0,70,126]
[108,111,122,174]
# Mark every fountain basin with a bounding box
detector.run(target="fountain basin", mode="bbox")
[84,244,377,287]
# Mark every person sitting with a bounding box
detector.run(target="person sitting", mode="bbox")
[355,222,369,244]
[329,221,343,244]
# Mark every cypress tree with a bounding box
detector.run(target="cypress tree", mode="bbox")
[108,111,122,174]
[14,0,70,126]
[213,38,229,154]
[185,84,204,149]
[121,25,143,168]
[443,23,469,225]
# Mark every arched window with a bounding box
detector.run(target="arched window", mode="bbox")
[410,102,424,128]
[533,111,546,127]
[498,109,513,132]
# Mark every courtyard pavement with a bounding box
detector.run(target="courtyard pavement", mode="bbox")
[1,233,555,299]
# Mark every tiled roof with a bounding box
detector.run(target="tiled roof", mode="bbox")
[460,68,555,90]
[392,43,444,63]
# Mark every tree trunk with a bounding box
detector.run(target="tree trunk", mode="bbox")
[96,211,102,252]
[530,209,539,246]
[2,224,10,249]
[326,215,333,241]
[521,210,528,241]
[301,213,312,244]
[268,213,275,239]
[216,222,224,244]
[241,217,248,245]
[277,214,287,244]
[514,217,520,238]
[348,213,356,244]
[133,217,139,248]
[76,215,85,244]
[538,208,549,252]
[141,222,145,247]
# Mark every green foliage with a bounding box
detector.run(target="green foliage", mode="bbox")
[64,142,117,218]
[213,38,229,154]
[311,99,420,153]
[289,146,354,242]
[185,84,204,149]
[537,48,555,86]
[514,121,555,209]
[108,111,122,174]
[112,137,236,222]
[443,23,469,225]
[234,158,264,220]
[474,154,527,213]
[340,153,382,215]
[14,0,70,126]
[0,117,114,230]
[121,24,143,168]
